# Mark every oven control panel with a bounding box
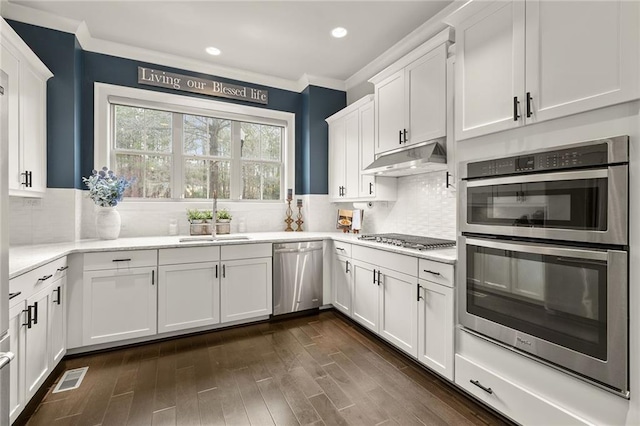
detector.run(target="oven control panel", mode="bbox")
[466,141,610,179]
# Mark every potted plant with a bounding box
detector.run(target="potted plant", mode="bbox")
[83,167,135,240]
[216,209,232,234]
[186,209,212,235]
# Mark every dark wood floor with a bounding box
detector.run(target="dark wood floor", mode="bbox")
[23,310,511,426]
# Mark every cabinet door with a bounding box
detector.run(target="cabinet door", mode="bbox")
[375,70,405,154]
[332,255,352,316]
[405,44,447,145]
[359,101,376,198]
[525,0,639,124]
[344,109,360,198]
[1,44,22,192]
[82,267,157,346]
[158,262,220,333]
[351,260,379,333]
[9,303,26,424]
[455,0,525,140]
[221,257,272,323]
[19,65,47,194]
[417,280,454,380]
[328,117,346,200]
[25,286,51,400]
[49,275,66,367]
[378,268,418,357]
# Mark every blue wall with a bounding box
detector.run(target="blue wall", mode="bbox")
[8,20,346,194]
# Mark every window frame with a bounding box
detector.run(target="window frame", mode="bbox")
[95,83,295,202]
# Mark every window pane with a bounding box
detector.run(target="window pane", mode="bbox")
[184,115,231,157]
[115,153,171,198]
[241,123,260,159]
[262,125,282,161]
[184,159,230,199]
[114,105,172,152]
[242,162,281,200]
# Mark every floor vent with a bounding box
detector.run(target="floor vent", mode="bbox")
[52,367,88,393]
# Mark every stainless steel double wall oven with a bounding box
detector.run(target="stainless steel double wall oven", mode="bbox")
[458,136,629,396]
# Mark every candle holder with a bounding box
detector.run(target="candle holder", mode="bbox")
[284,199,294,232]
[295,205,304,232]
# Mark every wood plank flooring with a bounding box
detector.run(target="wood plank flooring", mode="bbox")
[22,310,512,426]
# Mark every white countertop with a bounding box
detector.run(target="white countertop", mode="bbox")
[9,232,456,278]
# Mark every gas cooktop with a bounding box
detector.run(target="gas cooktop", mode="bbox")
[357,233,455,251]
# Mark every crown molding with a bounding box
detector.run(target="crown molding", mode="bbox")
[298,74,346,93]
[1,1,80,34]
[344,0,468,91]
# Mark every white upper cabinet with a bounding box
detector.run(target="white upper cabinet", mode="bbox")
[0,18,52,197]
[449,0,639,141]
[370,29,452,155]
[327,95,397,202]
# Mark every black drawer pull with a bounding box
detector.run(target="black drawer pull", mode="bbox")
[112,258,132,262]
[513,96,520,121]
[23,307,32,329]
[57,266,69,272]
[423,269,441,276]
[32,301,38,325]
[470,379,493,394]
[38,274,53,282]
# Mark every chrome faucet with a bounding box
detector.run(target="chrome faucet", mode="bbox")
[211,189,217,237]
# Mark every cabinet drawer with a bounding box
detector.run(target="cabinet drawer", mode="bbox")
[221,243,271,261]
[83,250,157,271]
[159,246,220,265]
[455,355,590,425]
[333,241,352,257]
[352,245,417,275]
[418,259,454,287]
[10,256,68,305]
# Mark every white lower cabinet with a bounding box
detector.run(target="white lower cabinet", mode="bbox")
[221,257,272,323]
[24,286,51,401]
[417,279,453,380]
[48,273,67,368]
[8,303,26,424]
[82,266,157,346]
[378,266,418,357]
[332,254,352,316]
[351,259,379,333]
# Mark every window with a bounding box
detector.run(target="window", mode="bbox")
[96,83,295,202]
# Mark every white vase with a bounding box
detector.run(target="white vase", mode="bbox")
[95,206,121,240]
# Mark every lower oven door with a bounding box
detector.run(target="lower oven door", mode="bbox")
[458,235,628,394]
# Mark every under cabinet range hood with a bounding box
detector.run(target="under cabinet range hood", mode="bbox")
[362,138,447,177]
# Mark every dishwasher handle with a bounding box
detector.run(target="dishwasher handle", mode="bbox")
[274,247,322,254]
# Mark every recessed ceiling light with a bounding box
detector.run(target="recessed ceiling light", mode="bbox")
[205,46,221,56]
[331,27,348,38]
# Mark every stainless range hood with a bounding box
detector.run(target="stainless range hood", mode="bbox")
[362,138,447,177]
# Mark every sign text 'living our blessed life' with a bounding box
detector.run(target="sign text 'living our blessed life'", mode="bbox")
[137,67,269,105]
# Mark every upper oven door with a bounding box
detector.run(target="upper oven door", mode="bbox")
[460,165,627,245]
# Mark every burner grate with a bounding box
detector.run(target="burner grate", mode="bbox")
[357,233,455,250]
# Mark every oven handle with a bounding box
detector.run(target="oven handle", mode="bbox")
[465,168,608,188]
[464,237,609,261]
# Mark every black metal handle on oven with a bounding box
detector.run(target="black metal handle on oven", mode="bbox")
[112,258,132,262]
[423,269,441,276]
[38,274,53,282]
[470,379,493,395]
[23,306,32,329]
[377,270,381,286]
[345,260,350,273]
[526,92,533,118]
[417,284,423,302]
[513,96,520,121]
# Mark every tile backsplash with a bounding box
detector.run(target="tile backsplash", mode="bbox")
[338,171,457,240]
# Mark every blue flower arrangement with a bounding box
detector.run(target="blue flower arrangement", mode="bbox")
[83,167,136,207]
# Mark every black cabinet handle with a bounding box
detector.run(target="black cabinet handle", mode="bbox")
[222,264,226,278]
[513,96,520,121]
[55,286,61,305]
[417,283,423,302]
[372,269,377,284]
[38,274,53,282]
[369,182,373,195]
[398,130,402,144]
[446,171,454,189]
[215,264,218,278]
[23,307,32,329]
[345,260,350,273]
[57,266,69,272]
[470,379,493,394]
[112,258,132,262]
[377,270,381,286]
[403,129,408,143]
[32,301,38,325]
[526,92,533,118]
[28,171,33,188]
[151,270,155,285]
[21,172,28,187]
[423,269,441,276]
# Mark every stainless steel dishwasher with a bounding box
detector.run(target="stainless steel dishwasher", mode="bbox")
[273,241,323,316]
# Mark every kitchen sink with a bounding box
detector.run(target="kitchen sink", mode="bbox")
[178,235,251,243]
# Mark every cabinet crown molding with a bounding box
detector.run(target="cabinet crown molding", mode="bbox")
[368,27,453,85]
[1,17,53,79]
[325,94,374,123]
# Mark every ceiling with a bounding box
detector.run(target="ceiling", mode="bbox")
[8,1,452,83]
